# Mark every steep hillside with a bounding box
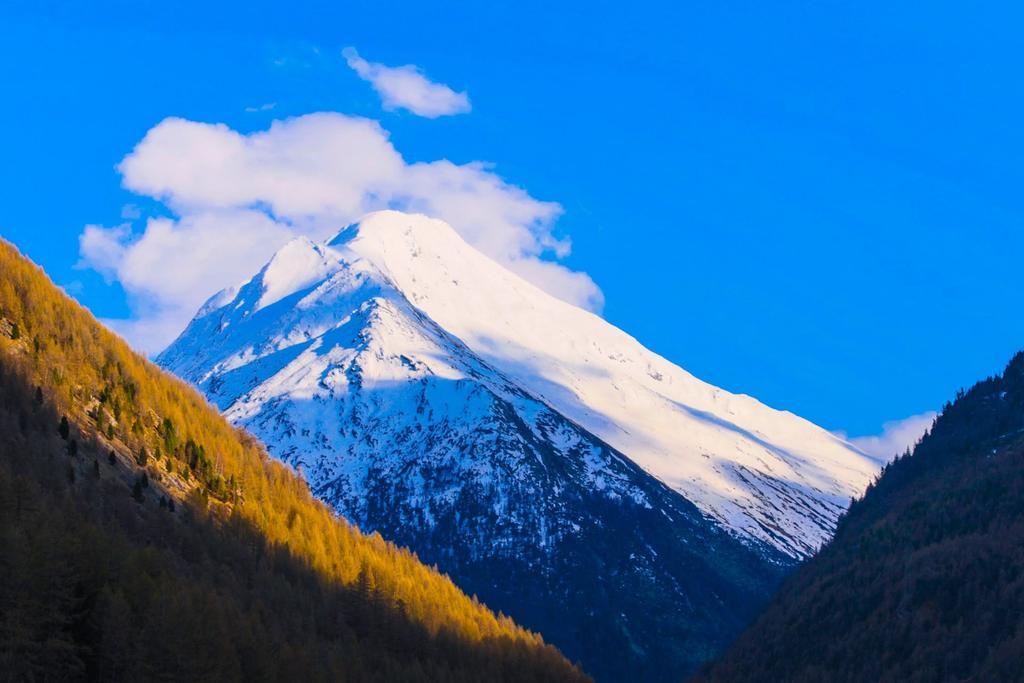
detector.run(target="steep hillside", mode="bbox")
[695,351,1024,682]
[0,237,585,682]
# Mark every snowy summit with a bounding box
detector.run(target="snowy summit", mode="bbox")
[162,210,878,558]
[158,210,884,678]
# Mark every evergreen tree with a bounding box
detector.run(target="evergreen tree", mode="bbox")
[93,459,100,477]
[108,450,116,466]
[58,415,69,440]
[136,447,148,468]
[132,479,144,503]
[162,417,178,454]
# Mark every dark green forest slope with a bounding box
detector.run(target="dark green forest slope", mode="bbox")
[0,238,586,682]
[695,351,1024,683]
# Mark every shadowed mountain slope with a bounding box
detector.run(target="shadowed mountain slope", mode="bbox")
[695,351,1024,683]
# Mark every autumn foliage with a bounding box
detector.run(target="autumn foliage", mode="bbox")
[0,238,586,681]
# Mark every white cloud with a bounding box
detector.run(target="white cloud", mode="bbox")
[80,113,600,352]
[80,210,295,353]
[101,310,204,357]
[343,47,470,118]
[503,257,605,313]
[118,115,405,219]
[840,411,938,464]
[79,223,130,279]
[85,211,292,305]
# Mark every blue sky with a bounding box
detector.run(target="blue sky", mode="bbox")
[2,1,1022,442]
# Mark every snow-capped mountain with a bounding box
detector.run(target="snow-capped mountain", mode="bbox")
[158,210,882,680]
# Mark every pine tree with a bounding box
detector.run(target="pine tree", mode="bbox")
[162,417,178,454]
[58,415,69,440]
[136,447,149,468]
[108,450,116,467]
[66,439,78,457]
[132,479,144,503]
[93,459,100,477]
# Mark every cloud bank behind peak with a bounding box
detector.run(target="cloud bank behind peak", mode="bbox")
[80,113,601,353]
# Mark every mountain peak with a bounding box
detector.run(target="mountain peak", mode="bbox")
[159,209,887,677]
[329,210,463,250]
[163,209,881,559]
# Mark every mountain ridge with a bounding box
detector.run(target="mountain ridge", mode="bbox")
[158,210,882,678]
[163,210,881,559]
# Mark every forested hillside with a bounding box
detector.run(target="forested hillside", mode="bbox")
[694,351,1024,682]
[0,238,586,681]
